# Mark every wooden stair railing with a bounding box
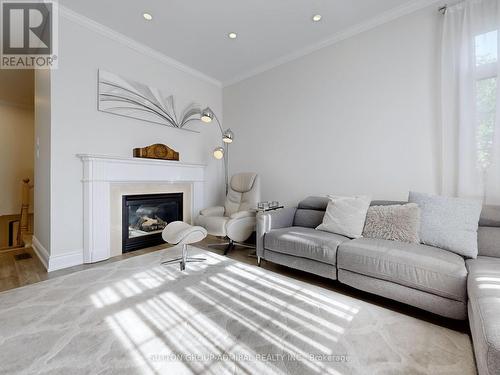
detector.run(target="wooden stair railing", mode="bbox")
[17,178,33,246]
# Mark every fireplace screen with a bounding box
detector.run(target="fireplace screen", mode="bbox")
[122,193,183,252]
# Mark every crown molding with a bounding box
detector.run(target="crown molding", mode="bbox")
[223,0,444,87]
[58,5,222,88]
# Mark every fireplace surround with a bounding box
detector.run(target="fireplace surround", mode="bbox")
[78,154,205,263]
[122,193,183,252]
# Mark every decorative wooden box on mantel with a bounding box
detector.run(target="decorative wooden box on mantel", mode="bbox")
[133,144,179,161]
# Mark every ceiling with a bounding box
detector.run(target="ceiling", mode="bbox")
[0,70,34,108]
[59,0,439,85]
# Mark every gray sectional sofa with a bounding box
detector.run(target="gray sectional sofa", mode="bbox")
[256,196,500,375]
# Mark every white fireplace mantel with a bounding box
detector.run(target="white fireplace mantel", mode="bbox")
[77,154,206,263]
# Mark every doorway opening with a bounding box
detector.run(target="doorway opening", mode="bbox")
[0,69,39,291]
[0,69,34,250]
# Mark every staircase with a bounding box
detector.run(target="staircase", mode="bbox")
[17,178,33,247]
[0,178,33,251]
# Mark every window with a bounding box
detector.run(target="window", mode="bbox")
[476,30,498,66]
[475,31,498,169]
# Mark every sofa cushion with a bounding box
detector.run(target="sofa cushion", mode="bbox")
[479,205,500,227]
[294,196,329,228]
[338,269,467,320]
[337,238,468,302]
[297,196,407,210]
[297,196,329,210]
[264,226,349,265]
[466,257,500,375]
[478,226,500,258]
[293,197,408,228]
[293,209,325,228]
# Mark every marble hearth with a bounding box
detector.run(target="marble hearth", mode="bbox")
[78,154,205,263]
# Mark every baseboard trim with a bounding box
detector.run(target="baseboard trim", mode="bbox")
[47,251,84,272]
[32,236,49,270]
[31,237,84,272]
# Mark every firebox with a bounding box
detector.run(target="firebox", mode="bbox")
[122,193,183,252]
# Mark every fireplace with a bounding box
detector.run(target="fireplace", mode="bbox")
[122,193,183,252]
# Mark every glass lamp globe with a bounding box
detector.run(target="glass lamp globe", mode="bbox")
[201,107,214,123]
[222,129,234,143]
[213,147,224,160]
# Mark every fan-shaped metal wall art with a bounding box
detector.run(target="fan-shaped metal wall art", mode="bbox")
[98,70,201,131]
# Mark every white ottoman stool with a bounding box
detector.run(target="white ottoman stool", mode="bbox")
[161,221,208,271]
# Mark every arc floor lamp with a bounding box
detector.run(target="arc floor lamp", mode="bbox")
[200,107,233,193]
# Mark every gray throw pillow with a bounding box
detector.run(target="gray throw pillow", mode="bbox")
[362,204,421,243]
[408,191,482,258]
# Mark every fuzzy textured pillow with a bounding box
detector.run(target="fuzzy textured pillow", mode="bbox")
[408,191,482,258]
[316,195,371,238]
[362,204,421,243]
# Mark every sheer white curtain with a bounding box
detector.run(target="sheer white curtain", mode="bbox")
[442,0,500,204]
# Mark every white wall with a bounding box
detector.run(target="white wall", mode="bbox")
[48,15,223,260]
[224,6,441,205]
[0,103,34,215]
[34,70,52,251]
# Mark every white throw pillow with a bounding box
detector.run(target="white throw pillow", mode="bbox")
[408,191,482,258]
[316,195,371,238]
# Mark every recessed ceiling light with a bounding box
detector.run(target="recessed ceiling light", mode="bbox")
[143,13,153,21]
[312,14,322,22]
[228,32,237,39]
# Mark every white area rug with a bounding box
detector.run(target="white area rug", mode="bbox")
[0,247,476,374]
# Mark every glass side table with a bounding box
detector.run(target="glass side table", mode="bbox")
[256,205,284,213]
[257,201,283,212]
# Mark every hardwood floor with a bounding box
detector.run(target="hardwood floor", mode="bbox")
[0,244,175,293]
[0,247,47,291]
[0,236,469,333]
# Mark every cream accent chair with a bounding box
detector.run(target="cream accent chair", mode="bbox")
[197,173,260,254]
